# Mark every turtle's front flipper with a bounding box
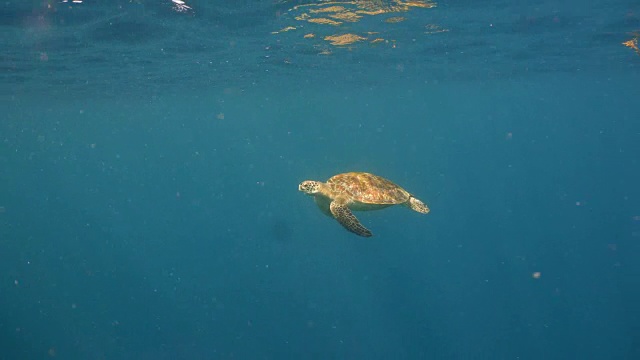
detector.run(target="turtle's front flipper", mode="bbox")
[330,200,373,237]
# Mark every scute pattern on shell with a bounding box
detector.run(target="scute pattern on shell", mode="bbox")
[327,172,410,204]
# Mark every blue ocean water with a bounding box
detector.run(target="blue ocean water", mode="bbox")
[2,0,640,358]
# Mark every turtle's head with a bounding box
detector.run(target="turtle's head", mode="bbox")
[299,180,321,195]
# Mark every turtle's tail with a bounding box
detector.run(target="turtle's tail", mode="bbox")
[409,197,430,214]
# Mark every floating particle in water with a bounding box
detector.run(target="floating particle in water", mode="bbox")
[532,272,541,279]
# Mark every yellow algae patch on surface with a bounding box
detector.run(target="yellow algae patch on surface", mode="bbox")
[306,4,362,22]
[325,33,366,46]
[330,11,362,22]
[309,6,347,14]
[425,24,449,34]
[308,18,343,25]
[271,26,296,34]
[385,16,406,23]
[356,9,386,16]
[295,13,310,21]
[402,1,437,8]
[273,0,440,49]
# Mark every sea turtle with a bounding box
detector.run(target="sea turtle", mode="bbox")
[298,172,430,237]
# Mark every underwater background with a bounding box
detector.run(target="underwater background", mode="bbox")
[1,0,640,359]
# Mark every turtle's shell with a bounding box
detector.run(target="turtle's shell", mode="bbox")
[326,172,410,205]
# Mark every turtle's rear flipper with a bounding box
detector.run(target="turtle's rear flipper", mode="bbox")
[408,196,430,214]
[330,200,373,237]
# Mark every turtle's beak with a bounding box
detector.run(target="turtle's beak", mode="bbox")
[298,182,312,193]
